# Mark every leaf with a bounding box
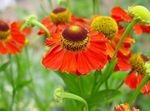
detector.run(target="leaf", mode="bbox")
[16,79,32,90]
[100,59,117,83]
[112,71,129,80]
[0,62,9,72]
[88,89,121,106]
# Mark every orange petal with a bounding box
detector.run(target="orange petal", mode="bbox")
[125,72,137,89]
[0,42,7,54]
[5,40,21,54]
[133,24,143,35]
[42,44,64,70]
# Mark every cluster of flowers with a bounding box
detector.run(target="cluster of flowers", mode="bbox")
[1,5,150,110]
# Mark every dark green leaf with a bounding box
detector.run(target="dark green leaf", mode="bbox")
[0,62,9,72]
[16,79,32,90]
[88,89,121,106]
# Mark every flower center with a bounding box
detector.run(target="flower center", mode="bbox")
[61,25,89,51]
[0,20,10,40]
[53,7,66,14]
[91,16,118,40]
[130,53,148,75]
[50,7,71,24]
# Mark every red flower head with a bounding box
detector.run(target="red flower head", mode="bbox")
[111,6,150,35]
[125,53,150,94]
[0,20,26,55]
[115,103,140,111]
[38,7,90,35]
[91,16,134,71]
[42,25,108,75]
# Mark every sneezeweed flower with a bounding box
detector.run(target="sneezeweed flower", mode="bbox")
[115,103,140,111]
[91,16,134,71]
[111,5,150,35]
[0,20,25,55]
[42,25,108,75]
[38,7,90,35]
[125,53,150,94]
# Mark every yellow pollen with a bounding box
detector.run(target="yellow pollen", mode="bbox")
[91,16,118,40]
[50,8,71,24]
[0,30,10,40]
[61,35,89,52]
[130,53,146,75]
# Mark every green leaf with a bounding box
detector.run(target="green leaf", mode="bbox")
[88,89,121,106]
[0,62,9,72]
[16,79,32,90]
[100,59,117,83]
[112,71,129,80]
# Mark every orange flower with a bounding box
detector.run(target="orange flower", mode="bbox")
[111,7,150,35]
[125,53,150,94]
[38,7,90,35]
[42,25,108,75]
[91,16,134,71]
[0,20,25,55]
[115,103,140,111]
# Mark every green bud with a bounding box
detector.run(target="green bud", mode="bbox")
[128,5,150,25]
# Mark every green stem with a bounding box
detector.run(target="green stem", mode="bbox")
[128,75,150,104]
[92,0,96,15]
[112,19,138,60]
[21,15,50,37]
[10,88,16,111]
[63,92,89,111]
[31,20,50,36]
[66,0,71,10]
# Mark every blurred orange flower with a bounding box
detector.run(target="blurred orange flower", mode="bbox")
[111,7,150,35]
[0,20,25,55]
[115,103,140,111]
[125,53,150,94]
[38,7,90,35]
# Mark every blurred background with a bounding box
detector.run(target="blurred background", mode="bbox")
[0,0,150,111]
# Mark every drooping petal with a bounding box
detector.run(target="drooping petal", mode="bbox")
[125,72,138,89]
[111,7,132,22]
[42,44,64,70]
[133,24,143,35]
[10,22,25,46]
[5,40,21,54]
[0,42,7,54]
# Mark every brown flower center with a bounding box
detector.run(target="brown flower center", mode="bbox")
[0,20,10,40]
[61,25,89,51]
[53,7,66,14]
[50,7,71,24]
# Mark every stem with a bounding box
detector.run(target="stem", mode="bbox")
[112,19,138,60]
[66,0,71,10]
[21,15,50,37]
[63,92,89,111]
[92,0,96,15]
[10,88,16,111]
[31,20,50,37]
[128,75,150,104]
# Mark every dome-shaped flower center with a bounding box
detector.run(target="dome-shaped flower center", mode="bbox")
[0,20,10,40]
[50,7,71,24]
[91,16,118,40]
[53,7,66,14]
[130,53,148,75]
[61,25,89,51]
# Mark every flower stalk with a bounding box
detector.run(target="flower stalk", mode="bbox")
[112,19,138,60]
[21,15,50,36]
[54,87,89,111]
[128,75,150,104]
